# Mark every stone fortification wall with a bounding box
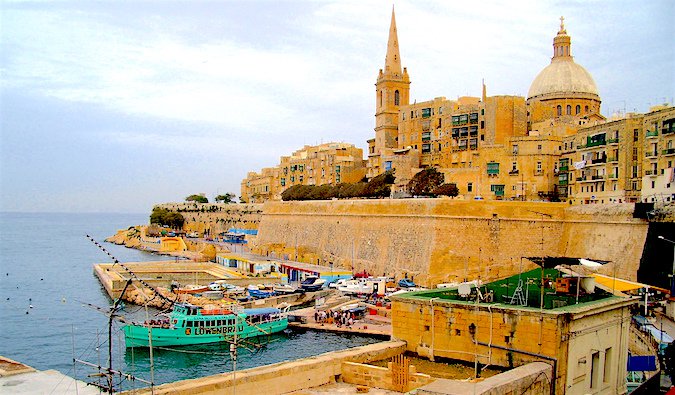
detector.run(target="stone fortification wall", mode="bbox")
[157,203,263,235]
[253,199,647,286]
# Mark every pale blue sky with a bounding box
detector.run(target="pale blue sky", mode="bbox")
[1,0,673,213]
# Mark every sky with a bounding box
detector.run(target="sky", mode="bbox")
[1,0,673,213]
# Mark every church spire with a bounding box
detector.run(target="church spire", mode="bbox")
[552,16,572,61]
[384,6,402,75]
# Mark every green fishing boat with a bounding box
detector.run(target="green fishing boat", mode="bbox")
[122,303,288,348]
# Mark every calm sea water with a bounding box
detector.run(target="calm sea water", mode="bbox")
[0,212,379,390]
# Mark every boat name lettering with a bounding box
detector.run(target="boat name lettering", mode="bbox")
[194,326,236,335]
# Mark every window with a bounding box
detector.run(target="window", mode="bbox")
[538,144,542,150]
[487,162,500,175]
[566,105,571,115]
[557,105,562,116]
[512,144,519,155]
[576,105,580,114]
[590,351,600,389]
[634,129,639,141]
[379,90,382,107]
[385,161,392,171]
[585,105,589,113]
[394,90,400,106]
[467,182,473,192]
[537,162,542,173]
[422,108,432,118]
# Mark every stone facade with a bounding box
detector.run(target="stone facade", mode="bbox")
[390,290,636,395]
[156,202,263,236]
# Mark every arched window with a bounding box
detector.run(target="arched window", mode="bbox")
[566,105,571,115]
[557,105,562,116]
[575,105,581,115]
[394,90,400,106]
[585,105,589,113]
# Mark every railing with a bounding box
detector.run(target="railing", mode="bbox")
[663,148,675,155]
[591,158,607,164]
[646,130,658,138]
[576,176,585,181]
[645,151,658,157]
[509,170,519,175]
[608,174,618,179]
[645,170,656,176]
[607,156,619,162]
[592,175,605,180]
[586,140,607,148]
[559,165,569,171]
[607,138,620,144]
[558,180,568,185]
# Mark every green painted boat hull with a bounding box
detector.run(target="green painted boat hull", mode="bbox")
[123,320,288,348]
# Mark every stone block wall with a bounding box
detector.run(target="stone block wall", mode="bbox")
[253,199,647,286]
[416,362,552,395]
[157,202,262,235]
[341,361,434,392]
[121,341,407,395]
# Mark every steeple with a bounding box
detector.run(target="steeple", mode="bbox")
[384,6,402,75]
[552,16,572,61]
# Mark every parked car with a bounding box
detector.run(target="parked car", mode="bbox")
[398,278,416,288]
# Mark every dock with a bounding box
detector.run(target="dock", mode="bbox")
[288,304,392,338]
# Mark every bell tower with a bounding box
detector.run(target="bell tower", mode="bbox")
[374,6,410,155]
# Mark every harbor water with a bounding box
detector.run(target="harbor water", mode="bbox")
[0,212,380,389]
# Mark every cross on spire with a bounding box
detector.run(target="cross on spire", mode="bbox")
[559,16,565,33]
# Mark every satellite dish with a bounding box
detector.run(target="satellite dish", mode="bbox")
[458,283,472,296]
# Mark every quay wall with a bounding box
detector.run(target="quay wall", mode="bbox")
[120,340,407,395]
[252,199,648,286]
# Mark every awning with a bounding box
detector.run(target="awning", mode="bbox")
[593,274,649,292]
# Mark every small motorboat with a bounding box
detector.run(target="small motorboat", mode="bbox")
[300,276,326,292]
[272,283,298,294]
[173,284,210,294]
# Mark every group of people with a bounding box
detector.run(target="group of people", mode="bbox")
[314,309,355,328]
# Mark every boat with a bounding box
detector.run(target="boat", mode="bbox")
[122,303,288,347]
[247,284,276,299]
[272,283,299,294]
[171,283,210,294]
[300,276,326,292]
[337,279,374,295]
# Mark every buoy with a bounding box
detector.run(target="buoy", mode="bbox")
[25,311,28,314]
[62,298,66,303]
[29,304,33,309]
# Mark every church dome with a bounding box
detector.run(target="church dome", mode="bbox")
[528,60,598,99]
[527,17,599,100]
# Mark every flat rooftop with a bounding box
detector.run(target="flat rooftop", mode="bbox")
[392,268,625,312]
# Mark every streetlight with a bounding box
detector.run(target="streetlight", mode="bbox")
[658,236,675,296]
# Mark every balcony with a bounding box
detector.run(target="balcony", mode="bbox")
[576,176,585,182]
[509,169,519,175]
[607,138,619,144]
[607,156,619,163]
[645,151,658,158]
[646,130,658,138]
[592,175,605,180]
[591,157,607,164]
[608,174,618,180]
[587,140,607,148]
[663,148,675,156]
[559,165,569,172]
[558,180,568,186]
[644,170,657,176]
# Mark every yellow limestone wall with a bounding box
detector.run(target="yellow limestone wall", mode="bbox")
[253,199,647,286]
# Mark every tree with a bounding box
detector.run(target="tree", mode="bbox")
[186,194,208,203]
[364,170,396,198]
[434,183,459,197]
[407,168,444,196]
[149,207,184,229]
[215,193,235,204]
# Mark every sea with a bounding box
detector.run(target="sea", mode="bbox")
[0,212,380,390]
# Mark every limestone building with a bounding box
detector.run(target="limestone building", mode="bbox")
[241,142,366,203]
[364,11,675,204]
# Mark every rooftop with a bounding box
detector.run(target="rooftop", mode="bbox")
[392,268,627,313]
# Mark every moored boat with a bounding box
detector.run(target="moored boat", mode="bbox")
[122,303,288,347]
[173,284,210,294]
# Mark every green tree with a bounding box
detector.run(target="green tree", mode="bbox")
[407,168,444,196]
[215,193,235,204]
[434,183,459,197]
[185,194,208,203]
[364,170,396,198]
[149,207,184,229]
